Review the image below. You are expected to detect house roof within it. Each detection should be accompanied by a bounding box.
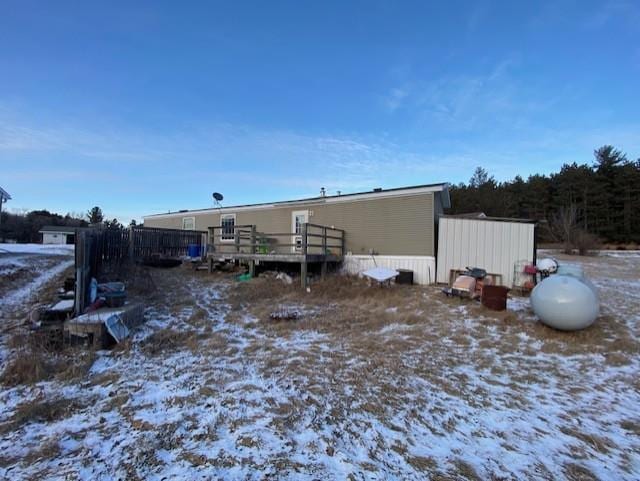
[39,225,78,234]
[0,186,11,201]
[440,214,537,224]
[144,182,451,219]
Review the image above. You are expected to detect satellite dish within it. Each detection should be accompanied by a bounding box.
[213,192,223,202]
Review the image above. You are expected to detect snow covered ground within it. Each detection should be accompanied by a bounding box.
[0,252,639,480]
[0,243,74,256]
[0,246,74,322]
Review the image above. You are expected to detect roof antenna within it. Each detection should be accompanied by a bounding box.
[212,192,224,209]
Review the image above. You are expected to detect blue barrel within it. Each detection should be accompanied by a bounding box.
[187,244,201,257]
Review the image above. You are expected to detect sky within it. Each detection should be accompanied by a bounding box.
[1,0,639,223]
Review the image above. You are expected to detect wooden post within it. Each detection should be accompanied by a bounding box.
[128,226,134,261]
[234,227,240,253]
[250,225,256,254]
[301,260,307,289]
[322,226,327,254]
[341,230,345,256]
[248,225,256,278]
[301,223,308,289]
[321,226,327,280]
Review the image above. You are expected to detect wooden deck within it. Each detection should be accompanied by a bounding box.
[207,223,345,288]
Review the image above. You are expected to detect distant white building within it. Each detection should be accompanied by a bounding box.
[39,226,77,244]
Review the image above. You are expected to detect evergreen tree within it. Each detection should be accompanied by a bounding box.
[448,145,640,244]
[87,206,104,224]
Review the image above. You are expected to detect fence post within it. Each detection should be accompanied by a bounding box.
[128,226,134,261]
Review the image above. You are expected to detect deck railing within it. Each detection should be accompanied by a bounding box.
[208,223,345,257]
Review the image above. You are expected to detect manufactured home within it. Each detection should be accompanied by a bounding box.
[144,183,451,285]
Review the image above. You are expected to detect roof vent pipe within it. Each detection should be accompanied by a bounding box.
[373,187,382,192]
[320,187,326,197]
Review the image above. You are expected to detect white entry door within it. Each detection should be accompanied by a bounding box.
[291,210,309,253]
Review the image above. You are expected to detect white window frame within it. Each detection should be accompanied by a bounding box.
[182,216,195,230]
[220,213,236,242]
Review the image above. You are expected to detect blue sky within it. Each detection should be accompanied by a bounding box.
[1,0,639,223]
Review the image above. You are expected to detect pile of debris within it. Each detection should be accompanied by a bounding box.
[64,279,144,348]
[30,276,145,349]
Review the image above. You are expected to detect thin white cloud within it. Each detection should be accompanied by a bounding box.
[2,104,639,222]
[383,87,410,112]
[582,0,640,29]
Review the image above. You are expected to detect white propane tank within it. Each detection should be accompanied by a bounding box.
[537,258,558,273]
[530,275,599,331]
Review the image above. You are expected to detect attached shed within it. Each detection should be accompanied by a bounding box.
[436,215,536,288]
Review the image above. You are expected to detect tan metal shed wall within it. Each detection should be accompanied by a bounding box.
[436,217,535,287]
[144,192,435,256]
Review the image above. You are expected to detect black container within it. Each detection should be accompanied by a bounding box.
[396,269,413,285]
[64,277,75,292]
[104,291,127,308]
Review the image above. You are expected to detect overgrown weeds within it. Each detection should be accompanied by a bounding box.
[1,333,96,387]
[0,395,86,436]
[140,328,200,355]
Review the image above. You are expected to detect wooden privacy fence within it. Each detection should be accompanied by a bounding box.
[74,226,206,314]
[130,226,206,258]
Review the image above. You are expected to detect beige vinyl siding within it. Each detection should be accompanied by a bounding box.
[312,194,434,255]
[144,192,435,256]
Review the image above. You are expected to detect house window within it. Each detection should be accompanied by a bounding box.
[182,217,195,230]
[220,214,236,241]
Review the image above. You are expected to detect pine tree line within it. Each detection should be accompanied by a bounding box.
[449,146,640,243]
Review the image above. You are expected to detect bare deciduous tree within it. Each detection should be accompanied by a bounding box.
[547,204,600,255]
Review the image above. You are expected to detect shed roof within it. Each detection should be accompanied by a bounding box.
[440,214,537,224]
[39,225,78,234]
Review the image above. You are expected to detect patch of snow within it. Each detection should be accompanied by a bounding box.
[507,296,531,312]
[599,250,640,258]
[50,299,74,311]
[0,259,73,311]
[0,243,74,255]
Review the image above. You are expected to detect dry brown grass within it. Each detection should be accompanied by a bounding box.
[0,395,87,437]
[0,348,55,386]
[89,370,120,387]
[620,419,640,435]
[561,426,616,455]
[140,328,201,355]
[563,462,599,481]
[0,342,96,387]
[22,438,62,465]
